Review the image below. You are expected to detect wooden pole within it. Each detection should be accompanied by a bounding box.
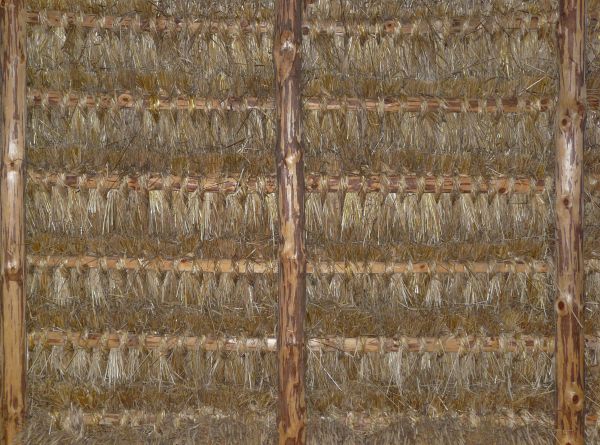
[273,0,306,443]
[1,1,27,444]
[555,0,586,443]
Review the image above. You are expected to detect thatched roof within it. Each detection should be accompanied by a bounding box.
[21,0,600,443]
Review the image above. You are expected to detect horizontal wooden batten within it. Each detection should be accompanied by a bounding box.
[28,172,550,195]
[25,10,599,36]
[27,89,558,113]
[27,255,550,274]
[48,409,600,429]
[30,330,600,353]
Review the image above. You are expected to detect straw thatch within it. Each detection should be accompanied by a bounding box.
[20,0,600,443]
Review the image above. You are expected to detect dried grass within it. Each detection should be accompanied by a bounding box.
[22,0,600,441]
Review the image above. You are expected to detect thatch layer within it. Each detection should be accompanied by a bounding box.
[25,406,600,445]
[23,0,600,441]
[28,330,563,393]
[27,10,598,36]
[26,177,553,242]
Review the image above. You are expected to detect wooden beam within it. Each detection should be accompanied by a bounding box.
[273,0,306,444]
[1,1,27,444]
[31,330,600,354]
[27,89,559,113]
[555,0,586,443]
[27,171,550,195]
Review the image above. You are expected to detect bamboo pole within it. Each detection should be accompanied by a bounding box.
[274,0,306,443]
[26,254,551,274]
[49,409,600,430]
[27,171,550,195]
[31,330,600,354]
[27,89,561,113]
[555,0,586,443]
[1,1,27,444]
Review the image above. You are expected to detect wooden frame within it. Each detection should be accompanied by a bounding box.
[1,1,27,444]
[273,0,307,443]
[555,0,586,443]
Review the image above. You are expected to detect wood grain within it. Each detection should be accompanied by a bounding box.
[274,0,306,443]
[1,1,27,444]
[555,0,586,443]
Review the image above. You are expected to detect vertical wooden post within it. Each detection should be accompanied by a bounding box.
[1,1,27,444]
[273,0,306,444]
[555,0,586,444]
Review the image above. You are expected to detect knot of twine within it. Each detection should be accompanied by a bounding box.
[397,336,409,353]
[175,335,186,351]
[380,174,390,195]
[37,10,51,26]
[472,175,484,196]
[97,14,108,30]
[428,261,437,275]
[339,174,349,195]
[73,11,85,28]
[506,177,516,196]
[416,176,426,198]
[438,17,452,37]
[71,256,84,275]
[498,334,510,354]
[418,337,428,353]
[495,96,504,114]
[119,332,130,350]
[477,98,487,114]
[96,257,108,272]
[137,333,147,352]
[75,173,88,192]
[377,97,386,116]
[318,173,329,196]
[397,175,407,197]
[434,175,444,200]
[60,91,72,111]
[149,95,161,112]
[451,175,461,196]
[460,98,469,114]
[410,18,422,36]
[377,337,386,355]
[179,176,189,196]
[99,331,110,350]
[147,17,158,34]
[188,96,196,112]
[256,176,267,196]
[116,257,127,271]
[461,17,473,35]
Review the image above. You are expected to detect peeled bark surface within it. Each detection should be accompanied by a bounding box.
[1,1,27,444]
[273,0,306,444]
[555,0,586,444]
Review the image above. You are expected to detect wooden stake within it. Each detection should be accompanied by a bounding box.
[273,0,306,443]
[555,0,586,443]
[1,1,27,444]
